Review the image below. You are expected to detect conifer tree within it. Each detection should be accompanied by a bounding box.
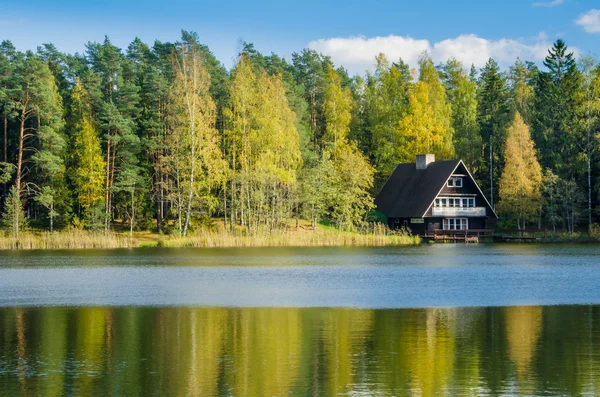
[533,39,581,176]
[498,112,542,228]
[478,58,510,208]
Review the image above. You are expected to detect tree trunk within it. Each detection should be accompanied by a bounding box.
[588,134,592,233]
[3,106,6,195]
[489,133,494,209]
[104,140,111,234]
[50,201,53,232]
[130,189,134,239]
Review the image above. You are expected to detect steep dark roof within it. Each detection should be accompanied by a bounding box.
[375,160,460,218]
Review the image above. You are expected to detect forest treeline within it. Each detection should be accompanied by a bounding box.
[0,31,599,236]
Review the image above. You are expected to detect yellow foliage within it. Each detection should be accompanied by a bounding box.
[498,112,542,227]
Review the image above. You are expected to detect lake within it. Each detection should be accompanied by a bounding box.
[1,244,600,396]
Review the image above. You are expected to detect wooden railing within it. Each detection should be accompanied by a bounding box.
[425,229,494,240]
[431,207,486,217]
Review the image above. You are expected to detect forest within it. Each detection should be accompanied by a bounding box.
[0,31,599,238]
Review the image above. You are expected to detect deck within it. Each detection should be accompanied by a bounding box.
[424,229,494,242]
[424,228,547,242]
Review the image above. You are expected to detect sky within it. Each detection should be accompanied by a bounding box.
[1,0,600,74]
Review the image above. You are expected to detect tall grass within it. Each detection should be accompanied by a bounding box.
[161,227,419,248]
[0,231,137,250]
[0,224,419,250]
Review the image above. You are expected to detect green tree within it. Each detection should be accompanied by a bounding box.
[366,54,411,189]
[478,58,510,208]
[533,39,581,177]
[508,59,537,125]
[2,186,26,237]
[576,57,600,232]
[322,67,374,229]
[441,58,480,173]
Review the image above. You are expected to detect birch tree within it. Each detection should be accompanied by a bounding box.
[170,36,225,236]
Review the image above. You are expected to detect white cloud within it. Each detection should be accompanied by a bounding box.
[307,34,556,74]
[532,0,564,8]
[575,9,600,33]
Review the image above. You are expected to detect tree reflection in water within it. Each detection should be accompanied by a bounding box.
[0,305,599,396]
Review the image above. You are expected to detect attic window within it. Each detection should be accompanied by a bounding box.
[447,177,463,188]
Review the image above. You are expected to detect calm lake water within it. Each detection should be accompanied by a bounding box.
[1,244,600,396]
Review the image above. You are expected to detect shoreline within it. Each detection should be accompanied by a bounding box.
[0,228,420,250]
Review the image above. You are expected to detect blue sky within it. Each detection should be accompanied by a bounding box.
[1,0,599,74]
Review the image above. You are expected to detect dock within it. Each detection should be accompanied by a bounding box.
[424,228,548,243]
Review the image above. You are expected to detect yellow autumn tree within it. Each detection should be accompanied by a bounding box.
[322,66,374,229]
[323,65,352,150]
[417,54,454,158]
[498,112,542,228]
[225,54,302,231]
[396,57,454,162]
[70,79,106,228]
[170,38,226,236]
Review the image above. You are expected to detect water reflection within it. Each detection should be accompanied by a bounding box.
[1,306,599,396]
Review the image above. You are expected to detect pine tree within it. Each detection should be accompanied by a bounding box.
[477,58,510,208]
[533,39,581,176]
[498,112,542,228]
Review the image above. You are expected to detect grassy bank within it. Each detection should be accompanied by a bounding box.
[0,224,419,250]
[159,227,419,248]
[0,230,138,250]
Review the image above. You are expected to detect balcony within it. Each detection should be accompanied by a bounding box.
[431,207,486,217]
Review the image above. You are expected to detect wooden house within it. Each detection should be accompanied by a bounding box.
[375,154,497,236]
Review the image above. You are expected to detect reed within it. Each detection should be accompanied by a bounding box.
[160,227,419,248]
[0,224,419,250]
[0,230,137,250]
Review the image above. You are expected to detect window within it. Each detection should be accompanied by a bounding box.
[434,197,475,208]
[443,218,468,230]
[447,177,463,188]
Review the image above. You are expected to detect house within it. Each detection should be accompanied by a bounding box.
[375,154,497,236]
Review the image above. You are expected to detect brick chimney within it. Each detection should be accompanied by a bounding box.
[416,154,435,170]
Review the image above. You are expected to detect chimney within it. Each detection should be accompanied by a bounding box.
[416,154,435,170]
